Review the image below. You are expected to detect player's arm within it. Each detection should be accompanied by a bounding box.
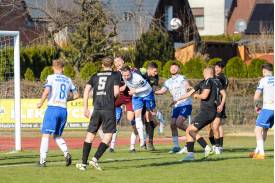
[217,89,226,112]
[114,72,121,98]
[254,79,263,112]
[154,87,168,95]
[194,89,210,100]
[37,87,50,108]
[83,84,92,118]
[172,88,196,106]
[67,81,79,101]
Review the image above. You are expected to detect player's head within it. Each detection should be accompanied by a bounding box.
[121,65,132,81]
[170,62,180,75]
[101,57,113,69]
[262,63,273,76]
[52,58,65,73]
[203,66,214,79]
[147,62,158,77]
[114,57,124,71]
[214,61,224,75]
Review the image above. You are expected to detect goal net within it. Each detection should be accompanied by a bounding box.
[0,31,21,152]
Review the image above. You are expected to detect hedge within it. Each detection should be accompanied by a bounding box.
[80,62,98,81]
[247,59,267,78]
[182,57,207,79]
[40,66,53,81]
[208,58,222,66]
[64,64,76,79]
[24,68,35,81]
[225,57,247,78]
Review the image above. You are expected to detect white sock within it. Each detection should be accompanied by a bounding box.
[135,117,145,146]
[130,132,137,150]
[257,139,264,155]
[40,137,49,163]
[110,132,117,149]
[159,123,164,134]
[98,128,104,140]
[54,137,68,157]
[172,136,179,148]
[143,131,147,144]
[254,147,259,153]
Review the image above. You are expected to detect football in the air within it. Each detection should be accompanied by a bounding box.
[170,18,182,30]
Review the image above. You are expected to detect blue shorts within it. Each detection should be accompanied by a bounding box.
[256,109,274,129]
[115,107,123,124]
[172,105,192,118]
[41,106,67,136]
[132,91,156,111]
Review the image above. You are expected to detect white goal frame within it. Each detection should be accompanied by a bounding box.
[0,31,21,151]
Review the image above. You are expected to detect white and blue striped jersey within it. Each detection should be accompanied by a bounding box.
[163,74,192,107]
[45,74,77,108]
[256,75,274,110]
[123,72,152,97]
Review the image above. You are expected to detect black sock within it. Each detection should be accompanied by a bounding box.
[209,136,215,146]
[149,121,155,144]
[82,142,91,165]
[219,137,224,147]
[197,137,207,148]
[94,142,109,161]
[186,142,195,152]
[214,138,220,147]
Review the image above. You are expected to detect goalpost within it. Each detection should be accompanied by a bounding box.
[0,31,21,151]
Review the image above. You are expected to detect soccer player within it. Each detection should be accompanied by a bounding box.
[208,61,228,154]
[76,57,120,171]
[155,62,198,154]
[209,62,228,154]
[176,67,224,161]
[111,57,138,152]
[141,62,159,151]
[37,58,79,167]
[250,63,274,160]
[121,65,156,149]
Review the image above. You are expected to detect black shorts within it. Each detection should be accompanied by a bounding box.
[192,109,216,130]
[216,105,227,119]
[87,109,116,134]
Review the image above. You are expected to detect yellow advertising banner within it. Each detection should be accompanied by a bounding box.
[0,99,92,124]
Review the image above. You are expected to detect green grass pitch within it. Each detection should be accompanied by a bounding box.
[0,136,273,183]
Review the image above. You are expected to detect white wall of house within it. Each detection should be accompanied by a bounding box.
[188,0,226,35]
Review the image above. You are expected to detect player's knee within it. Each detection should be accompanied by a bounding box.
[188,129,197,139]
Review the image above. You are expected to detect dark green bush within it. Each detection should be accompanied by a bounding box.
[40,66,53,81]
[208,58,222,66]
[247,59,267,78]
[225,57,247,78]
[24,68,35,81]
[80,62,98,81]
[64,64,76,79]
[162,60,183,78]
[135,28,174,67]
[182,57,207,78]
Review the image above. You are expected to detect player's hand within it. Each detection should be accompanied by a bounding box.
[84,108,90,118]
[37,102,43,109]
[217,104,223,113]
[128,89,135,95]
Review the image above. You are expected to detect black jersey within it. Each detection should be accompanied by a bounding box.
[194,78,222,110]
[215,73,228,90]
[142,73,159,91]
[87,71,120,110]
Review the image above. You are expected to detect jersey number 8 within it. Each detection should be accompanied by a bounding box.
[59,84,67,99]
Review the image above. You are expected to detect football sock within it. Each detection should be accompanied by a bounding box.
[172,136,179,148]
[197,137,207,148]
[110,132,117,149]
[186,142,195,153]
[82,142,91,165]
[54,137,68,157]
[214,138,220,147]
[130,132,137,150]
[256,139,264,155]
[94,142,109,161]
[219,137,224,147]
[40,137,49,164]
[135,117,145,146]
[209,136,215,146]
[149,121,155,144]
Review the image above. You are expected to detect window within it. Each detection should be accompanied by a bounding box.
[123,12,133,22]
[191,8,204,29]
[164,6,173,30]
